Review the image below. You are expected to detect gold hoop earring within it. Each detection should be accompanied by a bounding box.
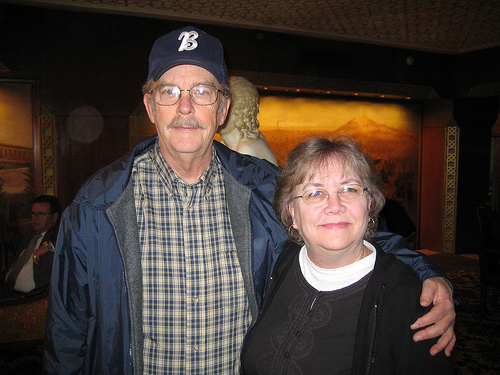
[368,216,376,229]
[287,223,300,241]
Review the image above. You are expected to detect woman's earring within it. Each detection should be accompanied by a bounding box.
[368,216,377,230]
[287,223,300,241]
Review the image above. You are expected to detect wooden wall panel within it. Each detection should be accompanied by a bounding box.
[420,127,446,251]
[419,99,453,252]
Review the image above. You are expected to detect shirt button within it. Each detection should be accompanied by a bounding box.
[193,297,199,304]
[193,344,199,351]
[187,206,193,212]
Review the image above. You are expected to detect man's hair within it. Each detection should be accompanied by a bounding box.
[273,135,385,243]
[33,195,61,216]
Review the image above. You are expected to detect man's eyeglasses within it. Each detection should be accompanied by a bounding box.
[150,84,222,106]
[292,185,368,207]
[31,211,53,218]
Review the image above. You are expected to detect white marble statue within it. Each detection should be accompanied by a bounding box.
[218,76,279,166]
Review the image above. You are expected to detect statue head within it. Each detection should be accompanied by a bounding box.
[220,76,260,138]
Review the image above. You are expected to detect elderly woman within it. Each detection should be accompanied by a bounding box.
[241,136,453,374]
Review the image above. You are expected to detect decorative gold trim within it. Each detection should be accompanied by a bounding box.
[0,144,33,162]
[443,125,459,253]
[41,105,56,196]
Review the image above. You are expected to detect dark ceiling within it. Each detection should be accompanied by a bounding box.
[9,0,500,54]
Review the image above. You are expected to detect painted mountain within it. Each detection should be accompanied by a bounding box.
[261,115,419,219]
[336,116,418,161]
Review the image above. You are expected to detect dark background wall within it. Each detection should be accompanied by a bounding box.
[1,3,499,252]
[454,97,498,253]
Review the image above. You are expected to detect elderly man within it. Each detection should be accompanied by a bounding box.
[44,27,455,374]
[1,195,60,298]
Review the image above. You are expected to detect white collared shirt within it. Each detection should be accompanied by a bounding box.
[13,231,46,293]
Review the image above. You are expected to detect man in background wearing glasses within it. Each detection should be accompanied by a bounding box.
[44,27,455,374]
[0,195,60,299]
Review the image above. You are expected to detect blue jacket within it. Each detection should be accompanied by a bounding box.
[44,136,445,374]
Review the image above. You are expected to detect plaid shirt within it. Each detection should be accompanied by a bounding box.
[133,142,251,374]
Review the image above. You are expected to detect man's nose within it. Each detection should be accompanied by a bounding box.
[177,91,195,114]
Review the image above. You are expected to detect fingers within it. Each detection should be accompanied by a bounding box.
[444,330,457,357]
[412,303,456,356]
[411,297,454,330]
[36,246,50,256]
[420,278,439,307]
[429,327,456,357]
[33,249,47,264]
[419,288,434,307]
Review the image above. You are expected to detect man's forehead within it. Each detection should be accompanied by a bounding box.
[32,202,51,211]
[158,64,219,84]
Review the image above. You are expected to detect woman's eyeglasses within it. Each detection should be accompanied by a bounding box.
[292,185,368,207]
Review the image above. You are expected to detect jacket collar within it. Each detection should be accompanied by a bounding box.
[75,135,280,209]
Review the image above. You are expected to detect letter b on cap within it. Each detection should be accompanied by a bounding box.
[178,31,199,52]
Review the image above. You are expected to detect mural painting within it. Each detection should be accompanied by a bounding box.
[0,81,35,271]
[132,93,421,229]
[257,95,420,223]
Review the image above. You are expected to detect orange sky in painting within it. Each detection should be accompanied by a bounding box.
[0,83,33,149]
[258,96,420,132]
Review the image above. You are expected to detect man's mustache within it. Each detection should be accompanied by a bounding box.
[166,118,205,130]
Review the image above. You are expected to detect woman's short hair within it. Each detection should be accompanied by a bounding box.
[273,135,385,243]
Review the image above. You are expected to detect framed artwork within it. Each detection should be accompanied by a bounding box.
[257,94,421,224]
[0,79,39,269]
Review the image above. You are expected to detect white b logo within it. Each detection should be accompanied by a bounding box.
[178,31,199,52]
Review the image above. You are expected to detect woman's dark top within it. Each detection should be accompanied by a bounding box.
[242,251,371,374]
[241,241,454,375]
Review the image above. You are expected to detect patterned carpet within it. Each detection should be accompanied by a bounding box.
[0,261,497,374]
[447,269,500,375]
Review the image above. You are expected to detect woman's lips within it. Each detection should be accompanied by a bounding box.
[321,221,349,229]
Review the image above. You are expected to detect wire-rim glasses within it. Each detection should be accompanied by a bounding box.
[292,185,368,207]
[150,84,222,106]
[31,211,53,218]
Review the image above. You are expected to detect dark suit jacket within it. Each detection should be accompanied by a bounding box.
[14,224,59,296]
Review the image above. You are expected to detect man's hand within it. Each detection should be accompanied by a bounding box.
[411,277,456,357]
[32,242,53,265]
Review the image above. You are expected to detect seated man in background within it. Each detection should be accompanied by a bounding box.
[0,195,60,299]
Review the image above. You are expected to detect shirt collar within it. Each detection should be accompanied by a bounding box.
[151,140,219,198]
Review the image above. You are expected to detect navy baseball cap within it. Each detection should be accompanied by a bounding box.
[147,26,228,85]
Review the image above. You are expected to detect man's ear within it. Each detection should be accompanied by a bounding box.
[143,94,156,123]
[218,97,231,126]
